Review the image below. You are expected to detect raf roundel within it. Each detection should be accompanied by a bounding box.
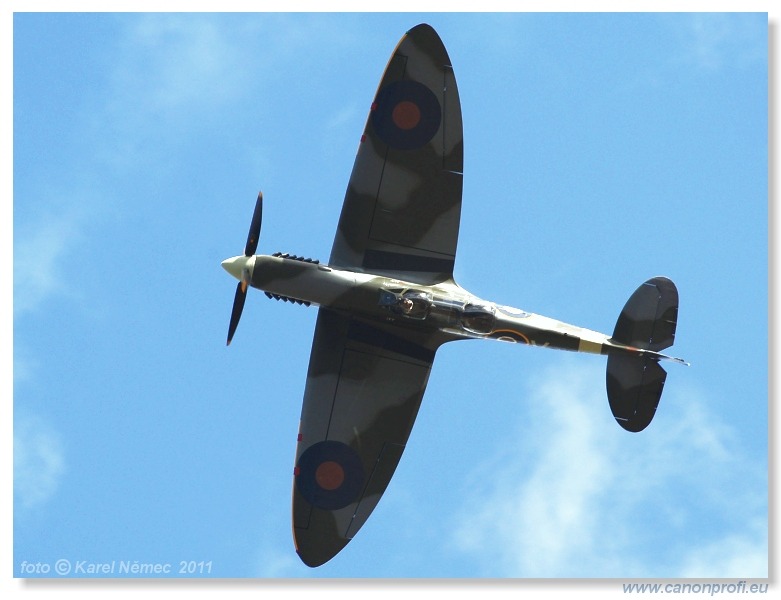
[370,80,442,150]
[295,440,365,510]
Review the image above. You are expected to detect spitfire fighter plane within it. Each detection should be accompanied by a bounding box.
[222,24,686,567]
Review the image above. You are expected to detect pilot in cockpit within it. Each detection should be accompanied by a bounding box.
[379,290,431,320]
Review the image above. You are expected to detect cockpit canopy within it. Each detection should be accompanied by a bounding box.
[378,290,432,320]
[379,290,496,334]
[460,303,496,334]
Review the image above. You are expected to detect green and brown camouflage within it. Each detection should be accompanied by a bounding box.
[221,24,686,568]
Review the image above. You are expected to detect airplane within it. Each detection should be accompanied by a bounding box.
[221,23,687,568]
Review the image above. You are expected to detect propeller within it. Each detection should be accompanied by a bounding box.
[244,191,263,257]
[225,191,263,346]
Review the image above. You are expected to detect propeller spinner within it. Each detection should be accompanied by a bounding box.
[223,191,263,345]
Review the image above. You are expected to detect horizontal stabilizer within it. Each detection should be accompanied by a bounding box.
[611,276,678,351]
[607,354,667,432]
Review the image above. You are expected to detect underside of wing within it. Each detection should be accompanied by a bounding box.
[292,308,441,567]
[329,23,464,285]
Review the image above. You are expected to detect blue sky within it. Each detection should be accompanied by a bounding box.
[8,10,769,585]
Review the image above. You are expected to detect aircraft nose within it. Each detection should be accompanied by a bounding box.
[222,255,250,281]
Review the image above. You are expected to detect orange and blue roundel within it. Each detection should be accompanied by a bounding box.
[371,80,441,150]
[295,440,365,510]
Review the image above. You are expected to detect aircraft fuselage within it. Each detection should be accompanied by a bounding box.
[222,253,661,361]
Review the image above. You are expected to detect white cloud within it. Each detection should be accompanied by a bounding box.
[449,358,767,578]
[118,14,248,115]
[678,518,768,578]
[88,14,274,175]
[251,545,307,578]
[14,415,66,512]
[13,208,84,316]
[324,104,361,133]
[15,15,246,317]
[676,13,766,71]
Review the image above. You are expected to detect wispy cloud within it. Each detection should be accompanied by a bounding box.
[676,13,766,71]
[251,544,309,578]
[678,517,768,578]
[15,15,251,316]
[449,358,767,578]
[116,14,249,115]
[13,208,85,316]
[14,415,66,512]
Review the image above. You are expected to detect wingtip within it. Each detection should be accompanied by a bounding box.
[293,524,350,568]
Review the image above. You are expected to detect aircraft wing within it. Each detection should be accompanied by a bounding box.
[329,23,464,285]
[292,308,442,567]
